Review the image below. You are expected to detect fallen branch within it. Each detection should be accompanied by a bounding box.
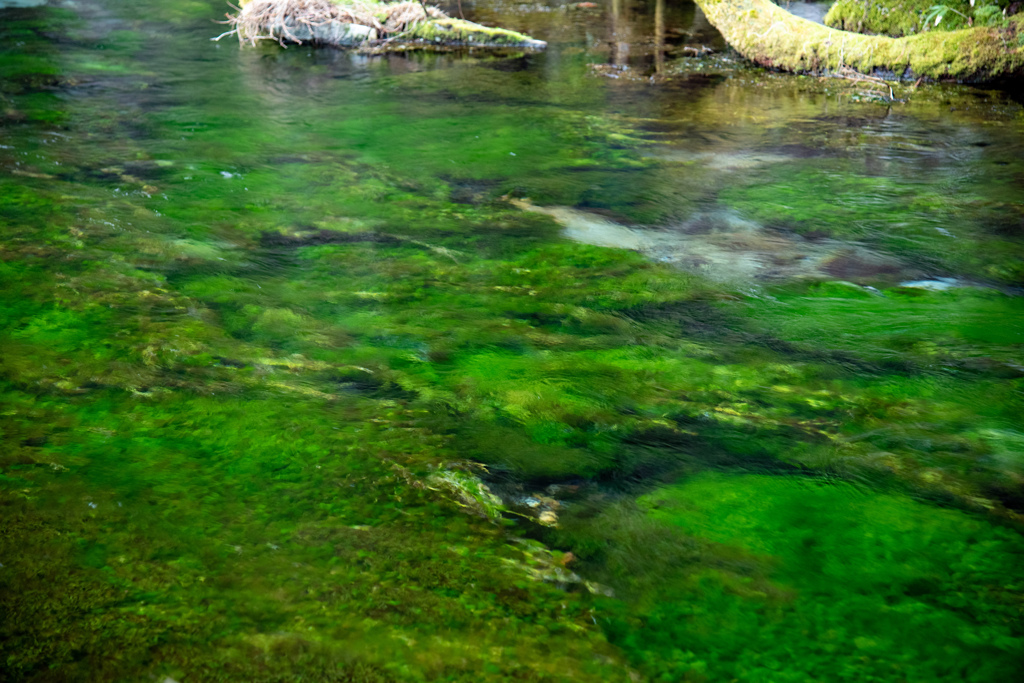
[217,0,545,50]
[693,0,1024,81]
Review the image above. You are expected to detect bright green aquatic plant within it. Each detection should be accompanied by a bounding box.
[3,2,1024,681]
[718,163,1024,285]
[577,474,1024,682]
[0,386,632,681]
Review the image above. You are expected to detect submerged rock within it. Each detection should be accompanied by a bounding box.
[426,467,505,521]
[220,0,546,50]
[511,198,919,285]
[898,277,962,291]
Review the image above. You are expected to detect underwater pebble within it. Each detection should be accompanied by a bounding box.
[899,278,960,291]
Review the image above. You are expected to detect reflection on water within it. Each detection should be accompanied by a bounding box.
[2,1,1024,681]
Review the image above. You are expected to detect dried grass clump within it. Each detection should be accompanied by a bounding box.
[219,0,447,46]
[382,1,446,33]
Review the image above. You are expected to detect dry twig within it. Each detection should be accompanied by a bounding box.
[835,65,895,101]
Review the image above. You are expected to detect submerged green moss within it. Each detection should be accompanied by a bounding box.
[717,164,1024,285]
[3,1,1024,681]
[589,474,1024,682]
[0,390,630,682]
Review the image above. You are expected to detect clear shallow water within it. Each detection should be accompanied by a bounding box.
[1,1,1023,681]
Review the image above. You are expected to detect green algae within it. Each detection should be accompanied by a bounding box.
[744,283,1024,364]
[0,390,629,681]
[7,173,1024,676]
[167,224,1024,512]
[718,162,1024,286]
[3,1,1024,681]
[589,474,1024,682]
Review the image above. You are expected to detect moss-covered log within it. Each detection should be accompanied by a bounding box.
[693,0,1024,81]
[221,0,546,50]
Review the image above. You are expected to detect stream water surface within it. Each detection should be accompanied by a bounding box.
[2,1,1024,681]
